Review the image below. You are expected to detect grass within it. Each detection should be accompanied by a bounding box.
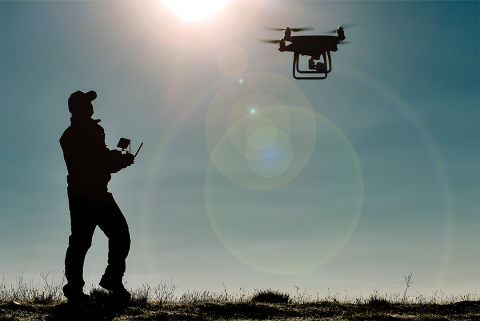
[1,272,479,320]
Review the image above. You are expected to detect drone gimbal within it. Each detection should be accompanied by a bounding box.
[293,51,332,80]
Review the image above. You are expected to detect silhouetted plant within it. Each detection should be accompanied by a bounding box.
[89,288,110,301]
[402,273,413,303]
[366,290,391,308]
[250,288,289,304]
[130,284,151,307]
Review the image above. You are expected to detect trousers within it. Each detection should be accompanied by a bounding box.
[65,188,131,288]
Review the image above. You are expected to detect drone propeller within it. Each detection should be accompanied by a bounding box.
[264,27,313,32]
[264,27,286,31]
[325,23,359,33]
[258,39,282,44]
[290,27,313,32]
[338,41,352,45]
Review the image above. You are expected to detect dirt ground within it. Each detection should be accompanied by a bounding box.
[1,298,479,320]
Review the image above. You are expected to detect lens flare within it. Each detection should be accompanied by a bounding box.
[205,109,364,274]
[246,118,277,150]
[203,70,363,274]
[246,127,293,178]
[205,72,316,190]
[227,93,291,158]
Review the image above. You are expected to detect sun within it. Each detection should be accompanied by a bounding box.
[162,0,231,22]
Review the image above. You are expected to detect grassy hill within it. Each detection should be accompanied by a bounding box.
[1,273,478,320]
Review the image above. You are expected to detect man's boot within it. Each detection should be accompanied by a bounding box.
[99,274,131,302]
[63,283,89,303]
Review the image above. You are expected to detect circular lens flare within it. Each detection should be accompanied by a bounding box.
[227,93,291,158]
[206,72,315,190]
[246,118,277,150]
[205,109,364,274]
[246,127,293,178]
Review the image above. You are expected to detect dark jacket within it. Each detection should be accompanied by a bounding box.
[60,117,131,193]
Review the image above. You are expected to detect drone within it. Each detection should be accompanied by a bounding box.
[259,25,356,80]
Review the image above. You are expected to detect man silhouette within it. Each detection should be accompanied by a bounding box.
[60,90,134,303]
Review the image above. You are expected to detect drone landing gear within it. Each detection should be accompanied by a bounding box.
[293,52,332,80]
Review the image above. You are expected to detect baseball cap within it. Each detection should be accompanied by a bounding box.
[68,90,97,114]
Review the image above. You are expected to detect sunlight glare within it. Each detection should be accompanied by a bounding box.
[162,0,231,22]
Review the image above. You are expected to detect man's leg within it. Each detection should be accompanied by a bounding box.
[96,193,131,296]
[64,189,97,300]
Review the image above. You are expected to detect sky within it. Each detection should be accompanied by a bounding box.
[1,0,479,299]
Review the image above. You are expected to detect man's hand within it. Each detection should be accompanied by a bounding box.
[108,150,135,173]
[123,153,135,167]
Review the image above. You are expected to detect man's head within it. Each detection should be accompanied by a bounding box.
[68,90,97,118]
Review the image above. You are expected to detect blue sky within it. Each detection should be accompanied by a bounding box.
[1,0,478,298]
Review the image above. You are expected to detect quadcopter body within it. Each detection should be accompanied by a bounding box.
[260,26,352,80]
